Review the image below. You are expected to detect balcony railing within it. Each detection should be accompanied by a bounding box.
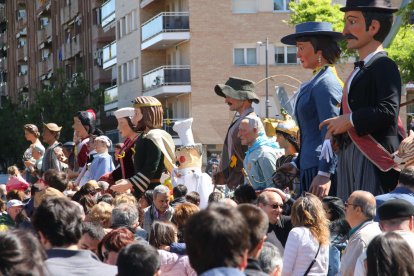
[37,23,52,43]
[0,83,6,96]
[0,32,6,45]
[18,74,28,89]
[16,45,28,61]
[38,54,53,76]
[0,57,6,70]
[143,65,191,91]
[64,35,81,59]
[141,12,189,42]
[101,0,115,28]
[61,0,79,24]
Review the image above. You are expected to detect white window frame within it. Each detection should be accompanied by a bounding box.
[274,45,297,65]
[234,47,257,66]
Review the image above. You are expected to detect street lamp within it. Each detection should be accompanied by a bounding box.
[257,37,269,118]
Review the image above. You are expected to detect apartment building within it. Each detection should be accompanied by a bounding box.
[3,0,116,129]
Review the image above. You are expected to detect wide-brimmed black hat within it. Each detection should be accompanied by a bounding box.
[340,0,398,13]
[281,22,343,46]
[214,77,260,103]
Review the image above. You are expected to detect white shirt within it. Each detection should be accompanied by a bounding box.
[282,227,329,276]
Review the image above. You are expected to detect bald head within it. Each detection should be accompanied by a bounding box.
[258,191,283,205]
[257,191,284,225]
[346,191,376,227]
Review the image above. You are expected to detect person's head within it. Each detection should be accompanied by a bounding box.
[257,191,284,224]
[322,196,346,221]
[111,203,139,231]
[345,190,376,227]
[280,22,342,70]
[86,202,113,228]
[185,191,200,206]
[378,199,414,232]
[238,115,265,147]
[219,197,238,208]
[185,204,250,274]
[42,123,61,145]
[73,109,97,138]
[258,242,283,276]
[97,227,135,265]
[138,189,154,209]
[23,124,40,142]
[132,96,163,131]
[0,230,46,276]
[97,193,114,205]
[366,231,414,276]
[173,184,188,199]
[62,141,75,157]
[7,165,20,176]
[152,185,170,213]
[32,144,45,160]
[32,197,83,249]
[43,169,68,192]
[78,221,105,255]
[6,199,24,221]
[117,241,161,276]
[291,193,330,245]
[149,221,178,248]
[234,184,257,204]
[237,204,269,258]
[6,190,25,202]
[114,193,138,207]
[275,114,299,153]
[93,135,112,153]
[341,0,396,50]
[173,202,200,230]
[398,166,414,188]
[208,191,224,204]
[114,107,136,138]
[214,77,259,114]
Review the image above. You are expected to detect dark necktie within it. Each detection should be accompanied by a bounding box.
[354,60,365,69]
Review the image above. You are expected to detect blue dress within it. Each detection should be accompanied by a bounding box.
[294,66,342,192]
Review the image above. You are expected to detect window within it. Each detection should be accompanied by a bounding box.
[234,48,257,65]
[274,46,297,65]
[273,0,291,11]
[122,63,127,83]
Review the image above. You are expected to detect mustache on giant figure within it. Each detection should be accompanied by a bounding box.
[344,33,358,40]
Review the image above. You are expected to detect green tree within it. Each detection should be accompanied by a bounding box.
[287,0,353,58]
[0,69,103,172]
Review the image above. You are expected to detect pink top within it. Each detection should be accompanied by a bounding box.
[6,175,30,192]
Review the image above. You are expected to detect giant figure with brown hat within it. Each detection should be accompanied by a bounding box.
[320,0,404,199]
[111,96,175,200]
[213,77,260,190]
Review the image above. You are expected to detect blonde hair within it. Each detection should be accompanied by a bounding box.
[86,202,113,228]
[133,96,163,130]
[114,193,137,207]
[291,193,330,245]
[7,166,20,176]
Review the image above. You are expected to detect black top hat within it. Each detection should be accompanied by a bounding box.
[214,77,260,103]
[340,0,398,13]
[281,22,343,46]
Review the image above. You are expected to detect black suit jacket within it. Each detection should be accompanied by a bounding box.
[342,52,402,154]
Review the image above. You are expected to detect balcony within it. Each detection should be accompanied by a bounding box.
[0,57,6,70]
[0,32,6,46]
[143,65,191,97]
[140,0,156,9]
[63,35,81,60]
[38,54,53,76]
[18,74,28,89]
[36,0,51,13]
[141,12,190,50]
[37,23,52,43]
[16,45,28,61]
[104,85,118,111]
[61,0,79,24]
[102,41,116,69]
[101,0,115,29]
[0,83,6,97]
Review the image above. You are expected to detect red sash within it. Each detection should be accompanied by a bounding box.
[342,75,405,172]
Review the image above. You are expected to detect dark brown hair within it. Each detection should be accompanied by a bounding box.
[296,35,341,64]
[362,11,393,43]
[133,96,163,131]
[23,124,40,138]
[149,221,177,249]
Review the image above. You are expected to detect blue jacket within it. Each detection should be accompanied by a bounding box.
[294,66,342,173]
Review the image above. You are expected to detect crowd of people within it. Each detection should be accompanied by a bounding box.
[1,0,414,275]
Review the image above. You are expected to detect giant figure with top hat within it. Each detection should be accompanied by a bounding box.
[213,77,260,190]
[111,96,175,199]
[320,0,404,199]
[172,118,214,209]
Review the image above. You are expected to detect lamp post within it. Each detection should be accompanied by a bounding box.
[258,38,269,117]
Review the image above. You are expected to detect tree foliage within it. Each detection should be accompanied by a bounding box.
[0,70,103,172]
[287,0,353,58]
